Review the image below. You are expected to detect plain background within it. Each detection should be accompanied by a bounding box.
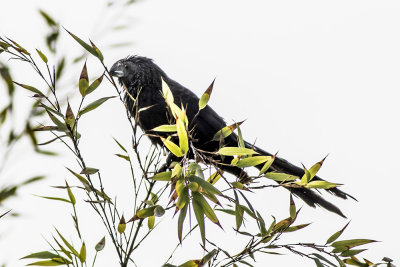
[1,0,399,266]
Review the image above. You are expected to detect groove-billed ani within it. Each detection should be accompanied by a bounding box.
[110,56,353,217]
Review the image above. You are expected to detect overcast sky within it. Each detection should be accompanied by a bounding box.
[1,0,400,266]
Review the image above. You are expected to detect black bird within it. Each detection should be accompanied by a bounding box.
[110,56,353,217]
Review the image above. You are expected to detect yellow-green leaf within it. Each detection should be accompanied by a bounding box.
[171,164,182,179]
[192,195,205,245]
[118,216,126,233]
[188,175,222,195]
[36,49,48,63]
[78,62,89,96]
[160,137,183,157]
[326,222,350,244]
[148,215,155,229]
[235,156,271,168]
[79,242,86,263]
[55,228,79,257]
[26,259,68,266]
[289,194,296,220]
[199,78,215,110]
[217,147,258,156]
[151,124,177,132]
[65,102,75,128]
[80,167,99,175]
[212,121,244,141]
[86,73,104,95]
[161,78,174,105]
[259,155,276,175]
[305,180,339,189]
[150,171,172,181]
[331,239,376,249]
[66,182,76,205]
[136,206,156,219]
[176,186,189,210]
[177,117,188,154]
[207,171,221,185]
[264,172,298,182]
[90,40,104,61]
[178,260,199,267]
[300,166,311,185]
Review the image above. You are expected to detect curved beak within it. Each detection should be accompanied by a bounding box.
[110,61,125,77]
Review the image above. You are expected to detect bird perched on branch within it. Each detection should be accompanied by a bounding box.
[110,55,353,217]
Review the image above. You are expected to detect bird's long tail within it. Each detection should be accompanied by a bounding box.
[244,141,355,218]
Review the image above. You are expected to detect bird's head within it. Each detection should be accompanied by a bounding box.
[110,57,137,79]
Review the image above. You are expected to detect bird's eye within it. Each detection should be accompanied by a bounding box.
[123,64,128,69]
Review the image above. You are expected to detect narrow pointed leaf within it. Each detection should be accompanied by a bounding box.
[177,203,188,243]
[90,40,103,61]
[79,242,86,263]
[309,157,327,181]
[199,78,215,110]
[176,186,189,210]
[65,29,98,57]
[235,156,271,168]
[331,239,377,249]
[160,137,183,157]
[21,251,61,260]
[264,172,298,182]
[36,49,48,63]
[150,171,172,181]
[326,222,351,244]
[14,82,45,97]
[78,96,115,116]
[80,167,99,175]
[177,118,188,154]
[86,73,104,95]
[192,192,219,225]
[217,147,258,156]
[289,194,296,220]
[212,121,244,141]
[259,154,276,175]
[192,195,205,245]
[188,175,222,195]
[148,215,155,229]
[55,228,79,257]
[305,180,339,189]
[151,124,177,132]
[113,137,127,152]
[78,62,89,96]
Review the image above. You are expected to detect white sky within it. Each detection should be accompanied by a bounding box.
[1,0,400,266]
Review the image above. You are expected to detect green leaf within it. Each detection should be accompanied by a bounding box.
[161,78,174,105]
[66,168,90,188]
[284,223,311,232]
[231,182,244,190]
[305,180,339,189]
[326,221,350,244]
[235,156,271,168]
[54,228,79,257]
[79,242,86,263]
[78,96,115,116]
[39,10,57,26]
[212,121,244,141]
[64,29,99,58]
[207,171,221,185]
[331,239,377,249]
[234,191,243,230]
[118,216,126,233]
[300,166,311,185]
[201,249,217,264]
[36,195,71,203]
[36,49,48,63]
[86,73,104,95]
[188,175,222,195]
[217,147,258,156]
[66,182,76,205]
[136,206,156,219]
[192,192,220,225]
[113,137,127,152]
[21,251,61,260]
[264,172,298,182]
[148,215,155,229]
[78,62,89,96]
[80,167,99,175]
[14,82,45,97]
[95,236,105,252]
[160,137,183,157]
[89,40,104,61]
[176,186,189,210]
[177,117,189,154]
[289,194,296,220]
[340,249,366,257]
[199,78,215,110]
[192,194,205,245]
[154,205,165,217]
[309,157,326,181]
[26,259,68,266]
[65,102,75,128]
[171,164,182,179]
[115,154,130,161]
[259,154,276,174]
[178,203,189,243]
[150,171,172,181]
[151,124,177,132]
[178,260,199,267]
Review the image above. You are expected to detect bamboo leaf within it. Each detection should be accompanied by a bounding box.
[305,180,339,189]
[264,172,298,182]
[289,194,296,220]
[78,62,89,96]
[331,239,377,249]
[192,192,220,225]
[199,78,215,110]
[217,147,258,156]
[259,154,276,175]
[150,171,172,181]
[21,251,61,260]
[78,96,115,116]
[64,29,98,58]
[235,156,271,168]
[326,221,351,244]
[309,156,327,181]
[79,242,86,263]
[178,203,188,243]
[148,215,155,229]
[36,195,71,203]
[151,124,177,132]
[192,195,205,245]
[160,137,183,157]
[85,73,104,95]
[14,82,45,97]
[54,228,79,257]
[176,186,189,210]
[188,175,222,195]
[177,117,188,154]
[80,167,99,175]
[212,121,244,141]
[36,49,48,63]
